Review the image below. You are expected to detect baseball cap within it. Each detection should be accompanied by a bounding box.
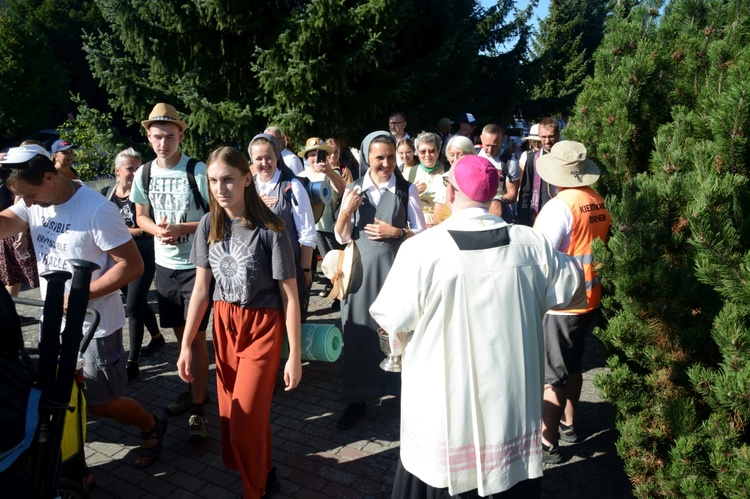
[437,117,454,126]
[51,140,73,155]
[0,145,52,164]
[458,113,477,125]
[450,155,498,202]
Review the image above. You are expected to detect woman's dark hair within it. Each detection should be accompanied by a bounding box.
[204,146,285,244]
[0,155,56,187]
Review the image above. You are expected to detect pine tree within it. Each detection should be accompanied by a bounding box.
[527,0,611,117]
[565,0,750,496]
[0,9,67,143]
[84,0,531,156]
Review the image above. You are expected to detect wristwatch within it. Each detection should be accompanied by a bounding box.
[399,228,407,239]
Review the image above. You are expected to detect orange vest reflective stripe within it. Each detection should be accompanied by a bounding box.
[556,187,611,313]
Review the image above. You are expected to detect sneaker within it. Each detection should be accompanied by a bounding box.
[559,422,579,443]
[542,442,562,465]
[318,283,333,297]
[140,334,165,357]
[165,391,193,416]
[262,466,281,498]
[336,402,366,430]
[188,414,209,443]
[18,315,37,327]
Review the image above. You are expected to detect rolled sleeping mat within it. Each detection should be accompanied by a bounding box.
[306,181,332,205]
[281,323,342,362]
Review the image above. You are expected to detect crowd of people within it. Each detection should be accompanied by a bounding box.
[0,102,610,499]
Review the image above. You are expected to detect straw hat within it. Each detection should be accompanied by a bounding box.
[536,141,600,188]
[321,242,356,301]
[522,124,540,141]
[141,103,188,132]
[298,137,334,158]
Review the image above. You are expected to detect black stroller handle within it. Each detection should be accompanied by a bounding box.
[11,297,100,356]
[18,259,101,499]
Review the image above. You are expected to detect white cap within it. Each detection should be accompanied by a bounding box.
[0,145,52,164]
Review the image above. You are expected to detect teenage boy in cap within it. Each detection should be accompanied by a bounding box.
[51,139,78,179]
[0,145,167,468]
[371,155,586,498]
[130,103,212,443]
[533,141,611,464]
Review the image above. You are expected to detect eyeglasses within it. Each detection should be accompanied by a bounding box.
[417,148,436,155]
[388,121,405,126]
[442,177,459,191]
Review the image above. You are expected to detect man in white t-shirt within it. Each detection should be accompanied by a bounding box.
[265,126,304,175]
[478,123,520,223]
[0,145,167,468]
[130,103,212,443]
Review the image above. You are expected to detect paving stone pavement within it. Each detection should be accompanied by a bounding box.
[15,277,633,498]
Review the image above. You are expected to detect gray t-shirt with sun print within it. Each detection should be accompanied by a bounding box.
[190,215,296,309]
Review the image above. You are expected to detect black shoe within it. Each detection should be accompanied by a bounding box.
[337,402,366,430]
[331,299,340,311]
[542,442,562,464]
[18,315,37,327]
[559,422,579,443]
[127,361,140,382]
[140,334,165,357]
[262,466,281,498]
[318,283,333,297]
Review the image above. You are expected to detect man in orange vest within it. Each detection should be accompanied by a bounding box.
[533,141,612,464]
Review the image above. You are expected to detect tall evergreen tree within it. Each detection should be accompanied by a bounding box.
[85,0,530,156]
[526,0,610,117]
[566,0,750,495]
[0,9,67,144]
[472,0,535,123]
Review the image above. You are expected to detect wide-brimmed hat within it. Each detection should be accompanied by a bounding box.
[0,145,51,164]
[298,137,334,158]
[522,124,540,142]
[321,241,355,301]
[141,103,188,132]
[536,141,600,188]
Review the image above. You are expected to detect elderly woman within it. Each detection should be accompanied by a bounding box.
[101,148,162,381]
[434,135,477,224]
[248,134,317,318]
[334,131,426,429]
[445,135,476,167]
[408,132,447,228]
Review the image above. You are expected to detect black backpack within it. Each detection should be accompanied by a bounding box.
[140,157,208,214]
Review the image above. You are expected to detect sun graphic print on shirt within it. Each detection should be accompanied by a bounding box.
[209,231,257,304]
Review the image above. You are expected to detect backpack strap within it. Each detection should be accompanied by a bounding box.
[186,158,208,213]
[394,173,411,225]
[105,184,116,201]
[407,163,419,183]
[141,160,153,199]
[278,169,299,207]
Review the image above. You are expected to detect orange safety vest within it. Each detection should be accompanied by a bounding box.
[556,186,611,313]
